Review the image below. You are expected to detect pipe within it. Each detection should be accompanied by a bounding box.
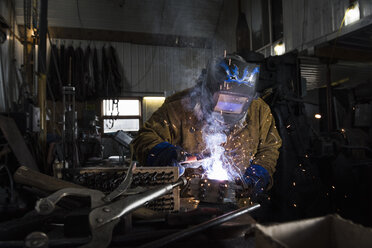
[38,73,47,153]
[139,203,260,248]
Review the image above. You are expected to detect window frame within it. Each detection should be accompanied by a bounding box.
[247,0,284,56]
[101,97,143,134]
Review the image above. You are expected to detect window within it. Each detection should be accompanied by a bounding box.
[246,0,284,56]
[251,0,270,50]
[102,99,142,133]
[271,0,283,42]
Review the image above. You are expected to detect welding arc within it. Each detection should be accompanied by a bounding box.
[139,203,260,248]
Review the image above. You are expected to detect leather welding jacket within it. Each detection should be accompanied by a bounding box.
[132,88,282,188]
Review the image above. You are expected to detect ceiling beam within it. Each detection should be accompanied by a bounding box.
[39,26,212,49]
[315,45,372,62]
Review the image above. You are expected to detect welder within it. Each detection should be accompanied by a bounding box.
[132,54,282,196]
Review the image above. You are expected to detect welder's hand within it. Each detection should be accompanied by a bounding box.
[146,142,187,175]
[243,164,270,196]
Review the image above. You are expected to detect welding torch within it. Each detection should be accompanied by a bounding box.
[179,153,210,169]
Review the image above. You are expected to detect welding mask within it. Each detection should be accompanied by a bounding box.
[206,55,260,125]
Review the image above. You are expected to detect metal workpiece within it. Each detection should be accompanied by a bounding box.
[140,203,261,248]
[189,178,239,204]
[35,188,105,215]
[89,177,186,230]
[66,166,180,212]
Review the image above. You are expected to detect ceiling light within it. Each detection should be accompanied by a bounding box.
[345,1,360,26]
[273,42,285,56]
[314,114,322,119]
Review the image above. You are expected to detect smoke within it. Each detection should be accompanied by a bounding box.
[187,76,241,182]
[201,115,229,181]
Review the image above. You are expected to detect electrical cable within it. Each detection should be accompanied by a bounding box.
[76,0,84,28]
[128,47,158,90]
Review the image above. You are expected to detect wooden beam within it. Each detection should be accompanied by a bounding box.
[315,45,372,62]
[45,26,212,49]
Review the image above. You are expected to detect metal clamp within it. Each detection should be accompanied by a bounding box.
[35,188,105,215]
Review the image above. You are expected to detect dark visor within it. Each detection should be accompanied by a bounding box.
[213,93,249,114]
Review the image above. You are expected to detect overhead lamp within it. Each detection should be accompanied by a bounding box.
[273,41,285,56]
[345,1,360,26]
[314,114,322,119]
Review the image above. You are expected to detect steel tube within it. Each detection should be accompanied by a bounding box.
[139,203,260,248]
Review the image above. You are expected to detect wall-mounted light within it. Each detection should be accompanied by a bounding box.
[273,41,285,56]
[345,1,360,26]
[143,96,165,100]
[314,114,322,119]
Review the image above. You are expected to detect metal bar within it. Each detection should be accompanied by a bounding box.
[38,0,47,74]
[46,26,212,49]
[326,62,333,132]
[139,203,260,248]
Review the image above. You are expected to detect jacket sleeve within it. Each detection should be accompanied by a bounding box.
[252,105,282,188]
[131,102,180,165]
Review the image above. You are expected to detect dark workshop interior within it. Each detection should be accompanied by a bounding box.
[1,0,372,247]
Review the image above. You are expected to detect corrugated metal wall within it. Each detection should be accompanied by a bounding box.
[50,39,212,96]
[31,0,239,96]
[0,0,23,112]
[283,0,372,53]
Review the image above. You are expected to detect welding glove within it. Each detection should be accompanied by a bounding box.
[146,142,186,176]
[243,164,270,196]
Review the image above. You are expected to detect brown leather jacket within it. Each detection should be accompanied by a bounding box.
[132,88,282,188]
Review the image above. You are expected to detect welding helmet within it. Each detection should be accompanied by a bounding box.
[205,54,260,125]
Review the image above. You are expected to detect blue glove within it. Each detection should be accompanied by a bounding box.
[243,164,270,195]
[146,142,186,176]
